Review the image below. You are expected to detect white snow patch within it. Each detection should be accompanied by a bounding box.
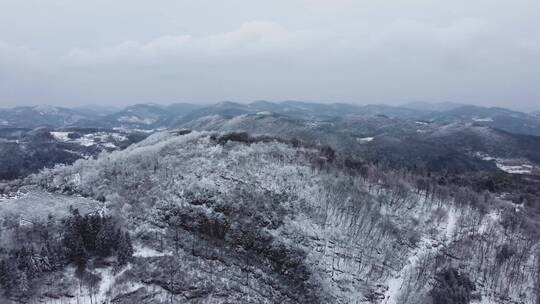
[496,163,533,174]
[77,135,96,146]
[383,237,434,304]
[357,137,374,143]
[113,127,155,133]
[95,264,131,302]
[473,117,494,122]
[478,211,500,234]
[110,133,128,141]
[134,245,172,258]
[118,115,156,125]
[0,190,28,201]
[102,142,117,148]
[305,121,320,128]
[474,152,535,174]
[445,208,457,240]
[50,131,128,149]
[50,131,71,142]
[383,207,459,304]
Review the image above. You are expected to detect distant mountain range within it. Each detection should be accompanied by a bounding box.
[401,101,466,112]
[52,103,204,130]
[1,101,540,177]
[2,101,539,136]
[0,105,98,129]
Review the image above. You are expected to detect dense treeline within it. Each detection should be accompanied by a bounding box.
[430,268,478,304]
[0,244,64,298]
[63,208,133,268]
[0,209,133,300]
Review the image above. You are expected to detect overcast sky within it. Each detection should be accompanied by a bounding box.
[1,0,539,110]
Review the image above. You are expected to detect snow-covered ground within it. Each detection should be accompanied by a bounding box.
[50,131,71,141]
[475,152,536,174]
[0,189,28,201]
[95,264,132,302]
[256,111,272,116]
[118,115,156,125]
[383,208,458,304]
[473,117,494,122]
[305,121,321,128]
[113,127,155,133]
[134,245,172,258]
[496,163,533,174]
[0,189,102,220]
[478,211,500,235]
[46,264,134,304]
[49,131,129,149]
[26,131,539,304]
[357,136,374,143]
[71,245,169,304]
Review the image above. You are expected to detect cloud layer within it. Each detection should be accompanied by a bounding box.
[0,0,539,109]
[65,21,320,66]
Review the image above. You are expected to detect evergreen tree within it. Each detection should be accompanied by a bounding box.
[63,230,87,269]
[40,245,53,272]
[117,231,134,265]
[1,261,18,296]
[12,269,30,298]
[74,234,88,269]
[86,214,103,253]
[95,219,116,257]
[0,259,8,288]
[430,268,477,304]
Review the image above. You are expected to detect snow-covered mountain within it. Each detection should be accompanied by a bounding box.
[3,101,540,180]
[0,105,99,128]
[177,109,540,176]
[1,130,537,303]
[1,102,540,303]
[421,105,540,137]
[401,101,466,112]
[3,101,540,137]
[76,103,203,130]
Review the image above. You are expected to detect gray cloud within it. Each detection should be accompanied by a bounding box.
[0,0,539,110]
[65,21,322,66]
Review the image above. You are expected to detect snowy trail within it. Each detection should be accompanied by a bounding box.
[89,246,169,303]
[95,264,132,303]
[66,246,165,304]
[382,209,458,304]
[382,237,437,304]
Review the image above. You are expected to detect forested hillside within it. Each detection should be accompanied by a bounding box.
[0,130,536,303]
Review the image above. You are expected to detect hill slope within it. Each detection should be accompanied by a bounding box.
[6,130,537,304]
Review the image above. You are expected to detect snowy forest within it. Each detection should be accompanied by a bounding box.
[0,129,538,303]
